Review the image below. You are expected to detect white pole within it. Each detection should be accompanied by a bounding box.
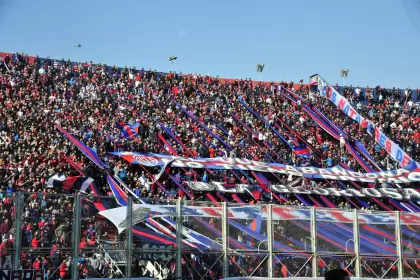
[222,202,229,278]
[395,211,403,278]
[353,209,361,277]
[176,199,182,279]
[267,204,273,278]
[310,207,318,278]
[126,196,133,277]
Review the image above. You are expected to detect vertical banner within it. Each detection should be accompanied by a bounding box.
[311,74,419,170]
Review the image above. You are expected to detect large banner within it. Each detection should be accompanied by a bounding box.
[87,279,155,280]
[0,270,43,280]
[223,278,419,280]
[185,181,420,201]
[99,203,420,233]
[100,203,274,232]
[311,74,419,169]
[109,152,420,184]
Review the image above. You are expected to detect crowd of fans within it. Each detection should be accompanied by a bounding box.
[0,52,419,279]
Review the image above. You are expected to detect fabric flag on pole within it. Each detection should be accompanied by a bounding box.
[55,124,107,169]
[131,123,140,134]
[293,145,310,157]
[360,119,368,129]
[47,173,66,187]
[47,174,93,192]
[116,121,138,140]
[309,75,318,86]
[151,158,175,184]
[281,264,288,277]
[248,215,262,233]
[245,186,261,201]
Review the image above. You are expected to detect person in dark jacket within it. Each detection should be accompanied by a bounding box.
[325,269,349,280]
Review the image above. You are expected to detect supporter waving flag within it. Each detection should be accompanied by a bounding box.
[47,174,93,193]
[55,124,107,169]
[293,145,310,158]
[131,122,140,134]
[150,158,175,184]
[116,121,138,140]
[248,214,262,233]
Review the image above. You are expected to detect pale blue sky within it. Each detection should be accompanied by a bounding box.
[1,0,419,88]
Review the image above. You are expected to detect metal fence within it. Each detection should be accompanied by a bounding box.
[1,192,419,279]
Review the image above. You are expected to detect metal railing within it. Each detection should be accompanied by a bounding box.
[2,192,419,279]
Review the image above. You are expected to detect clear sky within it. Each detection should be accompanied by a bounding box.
[1,0,419,88]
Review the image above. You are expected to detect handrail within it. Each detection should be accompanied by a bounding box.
[96,240,126,277]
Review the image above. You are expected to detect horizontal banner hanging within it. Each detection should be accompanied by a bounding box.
[99,203,420,233]
[185,182,420,201]
[109,152,420,184]
[100,204,271,232]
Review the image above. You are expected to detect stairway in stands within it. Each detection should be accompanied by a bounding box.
[97,239,170,279]
[95,240,126,277]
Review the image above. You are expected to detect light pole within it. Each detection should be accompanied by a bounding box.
[340,69,349,87]
[75,44,82,66]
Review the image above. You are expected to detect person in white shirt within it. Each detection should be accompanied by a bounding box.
[258,132,264,141]
[139,172,146,186]
[299,116,305,123]
[222,149,228,157]
[228,129,233,138]
[378,93,383,103]
[404,88,409,103]
[339,134,345,152]
[355,87,361,100]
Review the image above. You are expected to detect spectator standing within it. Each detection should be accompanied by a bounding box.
[339,134,345,153]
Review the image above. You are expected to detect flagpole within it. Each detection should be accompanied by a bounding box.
[72,196,81,279]
[176,199,182,279]
[13,192,23,268]
[75,44,82,67]
[126,196,133,277]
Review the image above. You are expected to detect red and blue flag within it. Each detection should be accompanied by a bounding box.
[293,145,310,157]
[55,124,107,168]
[116,121,138,140]
[248,214,262,233]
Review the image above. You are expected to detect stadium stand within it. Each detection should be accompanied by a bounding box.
[0,52,419,279]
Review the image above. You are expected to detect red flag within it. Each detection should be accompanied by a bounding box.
[281,264,288,277]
